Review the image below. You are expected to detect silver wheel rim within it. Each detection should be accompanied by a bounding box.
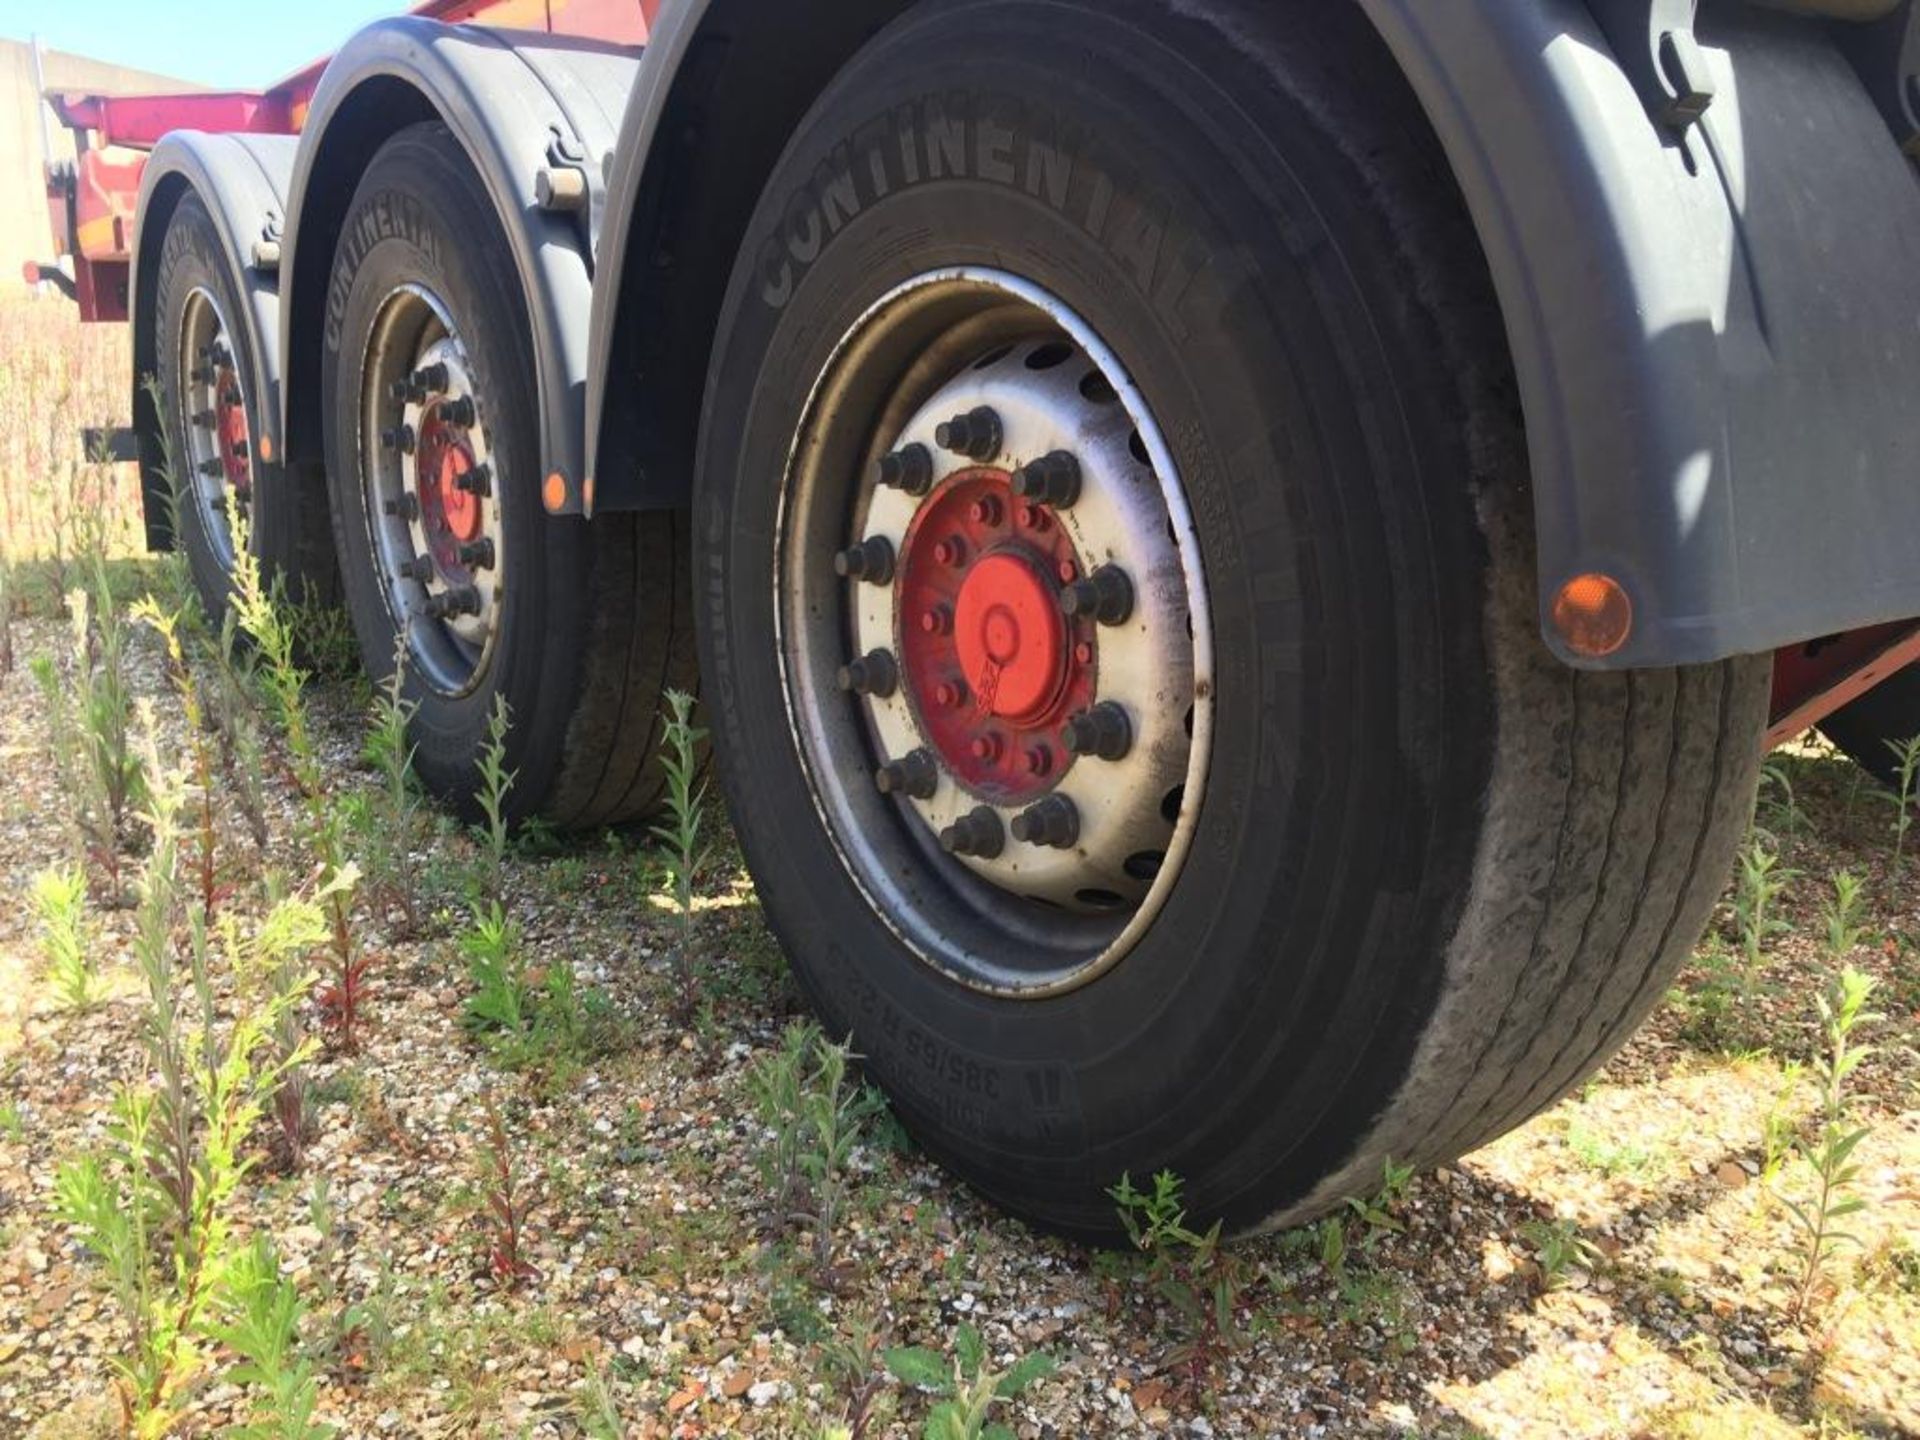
[176,286,250,567]
[359,283,505,697]
[776,269,1216,997]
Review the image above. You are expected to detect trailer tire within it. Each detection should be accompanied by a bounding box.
[694,0,1770,1240]
[154,191,316,617]
[322,124,695,827]
[1822,666,1920,790]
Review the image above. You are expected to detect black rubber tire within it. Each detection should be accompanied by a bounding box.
[154,190,329,617]
[322,124,695,828]
[1822,666,1920,790]
[695,0,1771,1240]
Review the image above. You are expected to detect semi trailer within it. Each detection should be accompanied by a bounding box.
[29,0,1920,1240]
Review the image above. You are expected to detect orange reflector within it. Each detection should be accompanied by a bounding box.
[582,474,596,514]
[542,471,568,512]
[257,432,274,463]
[1552,573,1634,659]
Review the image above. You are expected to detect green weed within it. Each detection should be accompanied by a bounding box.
[884,1323,1055,1440]
[33,863,97,1012]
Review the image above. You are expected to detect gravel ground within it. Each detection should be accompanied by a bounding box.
[0,596,1916,1440]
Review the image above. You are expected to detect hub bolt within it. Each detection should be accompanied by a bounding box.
[920,604,954,637]
[875,748,941,801]
[1075,641,1096,667]
[837,649,899,698]
[427,585,482,620]
[231,440,250,461]
[384,494,422,523]
[1018,502,1053,532]
[399,555,436,584]
[459,538,497,571]
[941,806,1006,859]
[935,406,1003,462]
[382,425,417,455]
[1011,795,1081,850]
[934,537,968,569]
[935,680,968,709]
[1063,702,1133,762]
[970,733,1004,764]
[441,396,477,428]
[968,495,1004,528]
[458,463,493,498]
[834,535,896,585]
[874,444,934,496]
[1061,565,1134,627]
[223,388,243,407]
[1011,451,1083,509]
[1025,745,1054,778]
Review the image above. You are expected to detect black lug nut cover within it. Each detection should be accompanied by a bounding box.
[458,463,493,498]
[874,443,935,496]
[459,538,496,571]
[834,535,896,585]
[442,396,477,428]
[1011,451,1083,509]
[875,748,941,801]
[1011,795,1080,849]
[935,406,1004,462]
[1061,564,1134,627]
[837,649,900,699]
[1062,702,1133,762]
[382,425,417,455]
[400,555,436,583]
[941,806,1007,859]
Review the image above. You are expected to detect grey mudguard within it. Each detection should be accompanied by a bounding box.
[129,131,295,552]
[276,18,639,511]
[587,0,1920,669]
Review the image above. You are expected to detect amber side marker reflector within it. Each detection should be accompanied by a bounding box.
[582,474,596,514]
[1552,572,1634,659]
[542,471,568,513]
[258,433,274,463]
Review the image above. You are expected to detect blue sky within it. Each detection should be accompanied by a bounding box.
[0,1,406,88]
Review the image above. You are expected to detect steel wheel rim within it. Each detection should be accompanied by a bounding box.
[776,269,1215,997]
[176,286,250,567]
[358,283,505,697]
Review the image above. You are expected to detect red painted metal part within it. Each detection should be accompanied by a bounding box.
[416,405,483,577]
[214,356,254,499]
[43,0,654,323]
[1768,620,1920,749]
[897,470,1098,804]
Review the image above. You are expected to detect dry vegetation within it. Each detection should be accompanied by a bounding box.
[0,289,1916,1440]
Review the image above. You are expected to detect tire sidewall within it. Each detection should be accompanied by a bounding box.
[697,0,1492,1232]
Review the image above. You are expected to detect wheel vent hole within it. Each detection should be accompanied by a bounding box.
[1160,785,1184,824]
[1025,342,1074,371]
[1075,888,1128,911]
[1123,851,1165,882]
[1129,429,1151,465]
[1183,705,1194,737]
[1078,370,1118,404]
[972,344,1015,370]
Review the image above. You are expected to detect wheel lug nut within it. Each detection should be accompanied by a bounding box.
[875,748,940,801]
[412,363,449,392]
[837,649,899,699]
[970,733,1003,764]
[941,806,1006,859]
[1011,795,1080,849]
[190,365,215,385]
[1025,745,1054,777]
[383,494,422,523]
[382,424,417,455]
[426,585,482,620]
[1011,451,1083,509]
[197,459,223,478]
[1063,702,1133,762]
[231,440,250,461]
[933,537,968,569]
[874,443,934,496]
[190,409,216,429]
[935,406,1003,462]
[1061,564,1134,627]
[935,680,968,709]
[441,396,477,428]
[834,535,896,585]
[920,604,953,637]
[968,495,1004,527]
[459,538,496,571]
[399,555,436,584]
[389,378,425,404]
[457,463,493,498]
[222,388,243,407]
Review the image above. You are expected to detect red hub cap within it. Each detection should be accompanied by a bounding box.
[215,363,252,496]
[416,404,482,572]
[898,469,1097,801]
